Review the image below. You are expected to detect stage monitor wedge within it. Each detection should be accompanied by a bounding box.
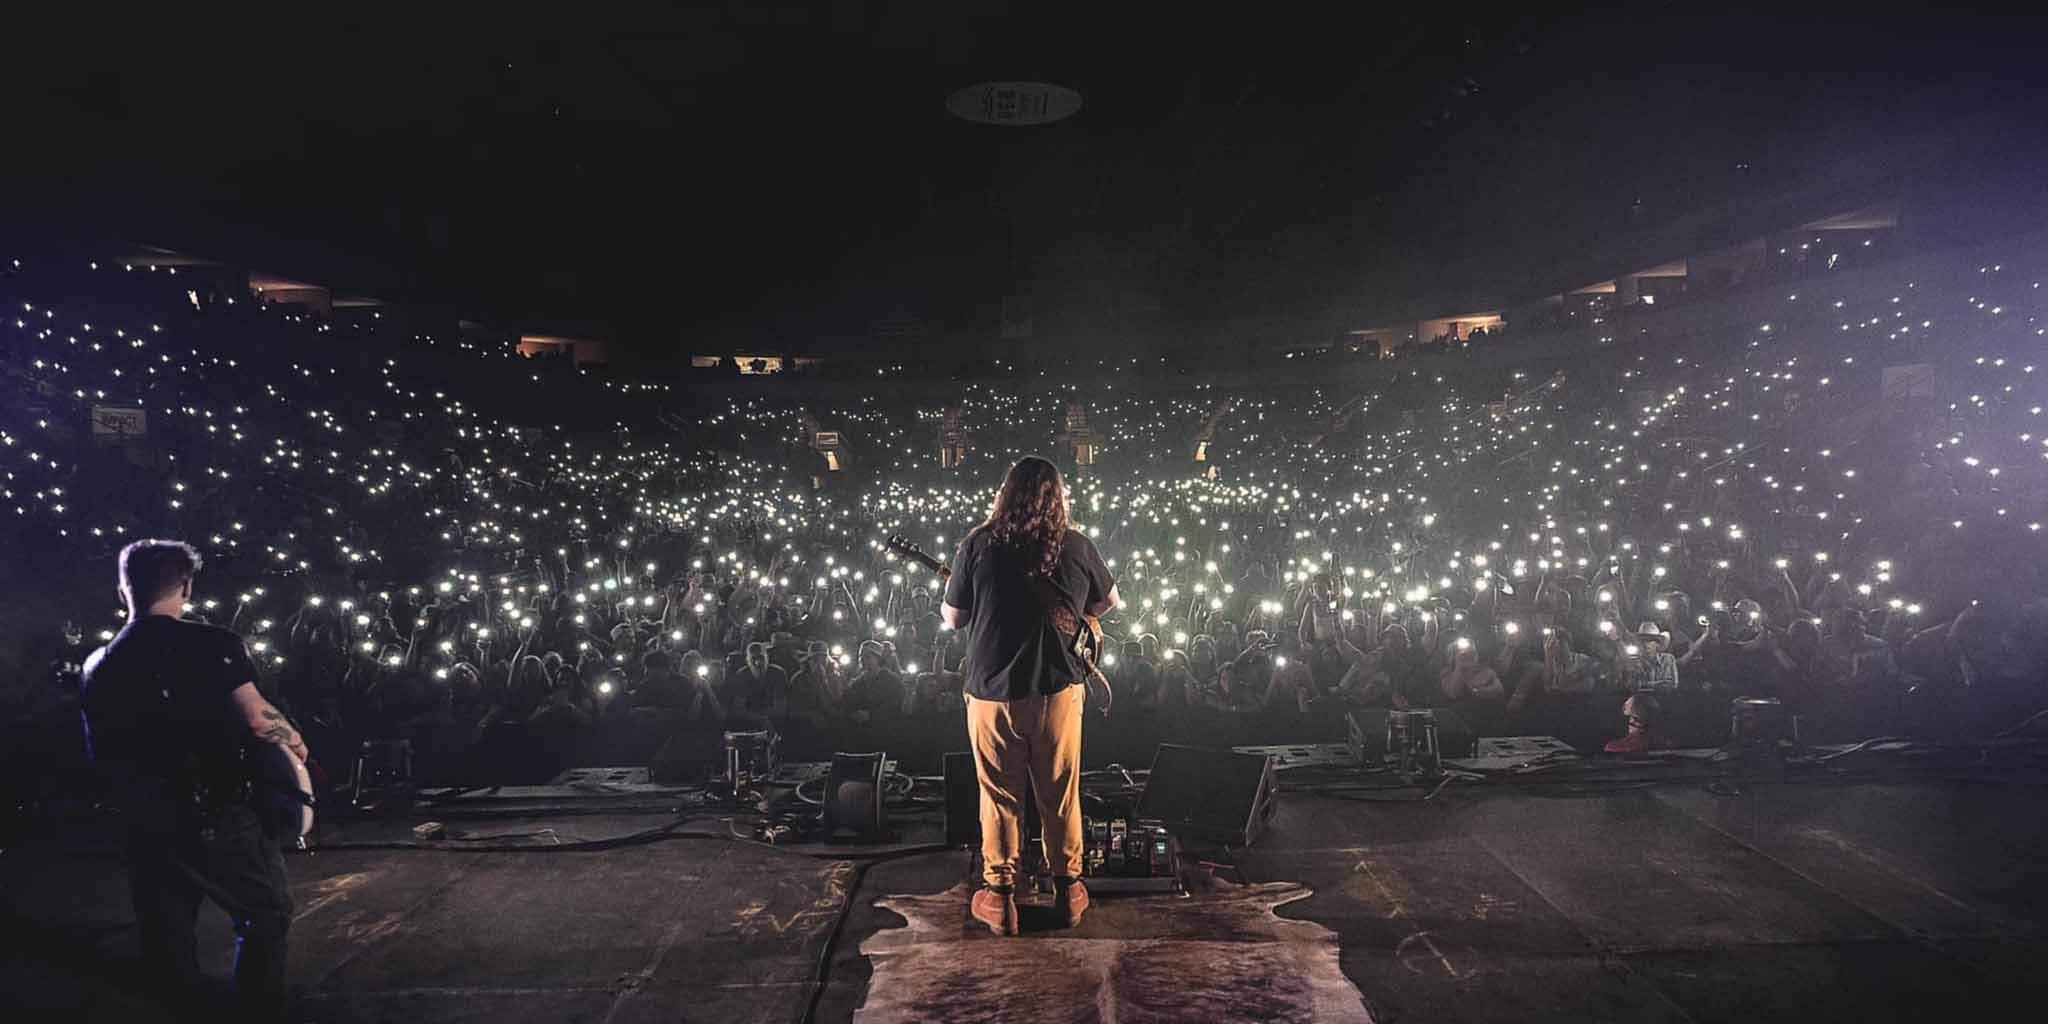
[822,751,887,841]
[1135,743,1276,847]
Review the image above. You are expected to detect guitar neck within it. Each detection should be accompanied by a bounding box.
[894,544,950,581]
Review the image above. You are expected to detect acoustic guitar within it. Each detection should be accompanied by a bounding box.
[885,534,1113,714]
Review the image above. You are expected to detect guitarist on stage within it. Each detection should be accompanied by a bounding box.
[940,456,1119,936]
[80,539,300,1019]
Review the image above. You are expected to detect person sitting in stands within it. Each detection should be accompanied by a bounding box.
[1603,693,1674,754]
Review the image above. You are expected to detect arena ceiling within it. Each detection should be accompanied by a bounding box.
[4,5,2038,356]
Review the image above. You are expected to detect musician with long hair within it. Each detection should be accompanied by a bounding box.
[942,456,1119,935]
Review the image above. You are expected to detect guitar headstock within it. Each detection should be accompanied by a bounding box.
[885,534,947,577]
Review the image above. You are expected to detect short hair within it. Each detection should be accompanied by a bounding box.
[641,650,672,673]
[119,539,201,606]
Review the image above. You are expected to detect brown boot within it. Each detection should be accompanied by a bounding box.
[1055,878,1089,928]
[971,886,1018,936]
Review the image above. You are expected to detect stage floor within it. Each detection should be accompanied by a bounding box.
[6,778,2048,1022]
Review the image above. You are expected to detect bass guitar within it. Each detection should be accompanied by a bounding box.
[885,534,1113,714]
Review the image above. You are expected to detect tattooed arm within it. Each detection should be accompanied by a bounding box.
[231,683,310,763]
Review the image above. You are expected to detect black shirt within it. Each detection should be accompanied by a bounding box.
[80,615,256,790]
[945,526,1115,702]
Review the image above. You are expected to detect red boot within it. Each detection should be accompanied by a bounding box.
[971,886,1019,936]
[1055,878,1090,928]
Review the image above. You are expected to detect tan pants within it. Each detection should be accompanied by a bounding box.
[966,684,1084,887]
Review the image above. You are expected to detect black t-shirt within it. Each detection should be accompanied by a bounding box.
[945,526,1116,702]
[80,615,256,789]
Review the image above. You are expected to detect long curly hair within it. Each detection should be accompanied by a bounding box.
[976,456,1069,579]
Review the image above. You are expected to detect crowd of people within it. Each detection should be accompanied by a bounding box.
[5,237,2046,796]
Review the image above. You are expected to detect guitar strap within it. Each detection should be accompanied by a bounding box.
[1029,572,1082,656]
[1029,571,1112,714]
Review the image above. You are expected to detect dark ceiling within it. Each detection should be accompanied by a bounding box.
[6,5,2041,355]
